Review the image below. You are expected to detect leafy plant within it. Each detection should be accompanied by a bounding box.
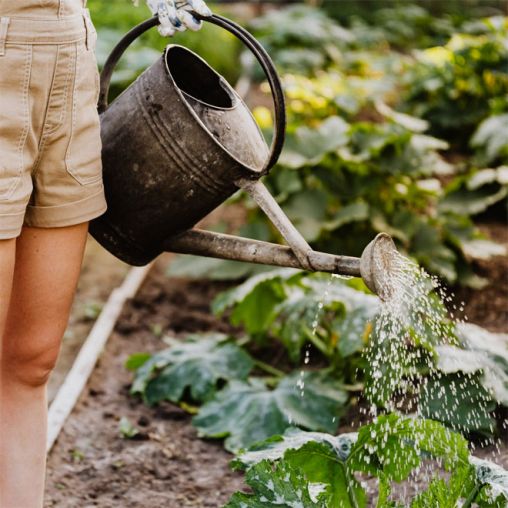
[246,109,496,284]
[471,113,508,165]
[129,333,254,405]
[402,17,508,145]
[118,417,140,439]
[247,5,353,76]
[441,166,508,217]
[417,323,507,435]
[213,270,378,365]
[193,371,348,452]
[227,414,505,507]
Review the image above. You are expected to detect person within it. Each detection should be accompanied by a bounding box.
[0,1,210,506]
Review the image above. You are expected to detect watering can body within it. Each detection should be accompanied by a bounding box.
[91,43,268,266]
[89,14,397,300]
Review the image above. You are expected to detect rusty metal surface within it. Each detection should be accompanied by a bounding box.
[90,14,399,299]
[91,14,286,266]
[165,229,362,276]
[91,46,269,265]
[238,179,315,270]
[360,233,398,300]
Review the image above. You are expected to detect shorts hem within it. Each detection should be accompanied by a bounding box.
[24,187,107,228]
[0,210,25,239]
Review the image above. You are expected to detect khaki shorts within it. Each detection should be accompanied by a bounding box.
[0,0,107,239]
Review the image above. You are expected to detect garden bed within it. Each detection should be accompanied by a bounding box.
[45,251,507,507]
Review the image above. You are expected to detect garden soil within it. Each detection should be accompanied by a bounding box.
[45,239,508,507]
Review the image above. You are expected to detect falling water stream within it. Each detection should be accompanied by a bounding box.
[297,250,505,503]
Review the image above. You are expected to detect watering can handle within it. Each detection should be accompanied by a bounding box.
[97,14,286,173]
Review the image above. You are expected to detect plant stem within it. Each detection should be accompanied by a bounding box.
[253,359,285,378]
[303,326,330,357]
[344,465,360,508]
[462,483,481,508]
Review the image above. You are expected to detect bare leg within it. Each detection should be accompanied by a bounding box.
[0,224,88,508]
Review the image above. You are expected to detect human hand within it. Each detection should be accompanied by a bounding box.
[145,0,212,37]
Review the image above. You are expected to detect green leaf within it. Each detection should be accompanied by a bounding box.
[130,334,254,405]
[282,189,329,242]
[375,101,430,133]
[118,417,139,439]
[440,186,508,216]
[348,414,470,482]
[125,352,151,371]
[167,254,268,281]
[235,428,365,507]
[454,323,508,406]
[323,201,370,232]
[410,464,477,508]
[212,269,300,335]
[224,460,326,507]
[233,427,357,470]
[193,371,348,452]
[471,114,508,164]
[279,116,350,168]
[418,372,497,434]
[440,167,508,216]
[470,456,508,505]
[332,307,374,358]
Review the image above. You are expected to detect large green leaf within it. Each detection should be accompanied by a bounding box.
[418,372,497,434]
[279,116,350,168]
[434,324,508,407]
[233,415,473,507]
[233,427,357,470]
[471,456,508,505]
[130,334,254,405]
[471,114,508,164]
[193,371,348,452]
[440,167,508,216]
[348,414,470,482]
[212,269,300,335]
[459,324,508,405]
[225,460,326,507]
[234,428,365,507]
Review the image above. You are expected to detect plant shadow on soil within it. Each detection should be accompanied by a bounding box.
[45,247,508,507]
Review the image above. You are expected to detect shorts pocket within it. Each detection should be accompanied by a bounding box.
[0,45,31,200]
[65,41,102,186]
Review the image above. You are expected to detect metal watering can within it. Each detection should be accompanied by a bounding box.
[90,13,397,299]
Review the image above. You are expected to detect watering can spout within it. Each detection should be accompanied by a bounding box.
[360,233,398,300]
[164,229,398,301]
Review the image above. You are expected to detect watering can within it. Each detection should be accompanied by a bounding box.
[89,13,397,299]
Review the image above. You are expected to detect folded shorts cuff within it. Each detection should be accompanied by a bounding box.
[0,210,25,239]
[24,186,107,228]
